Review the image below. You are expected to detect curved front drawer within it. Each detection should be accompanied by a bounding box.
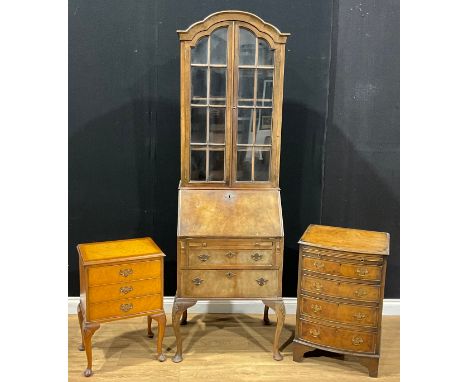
[301,274,381,302]
[180,269,278,298]
[301,296,378,327]
[299,320,376,354]
[303,256,381,281]
[88,277,161,303]
[88,294,162,321]
[88,259,161,286]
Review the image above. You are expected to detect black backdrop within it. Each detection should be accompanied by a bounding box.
[69,0,399,298]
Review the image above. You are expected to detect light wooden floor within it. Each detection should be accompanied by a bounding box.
[69,314,399,381]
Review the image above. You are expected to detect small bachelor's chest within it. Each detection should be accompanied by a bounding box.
[77,237,166,377]
[292,225,390,378]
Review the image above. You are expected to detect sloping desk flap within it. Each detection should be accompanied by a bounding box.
[178,189,283,237]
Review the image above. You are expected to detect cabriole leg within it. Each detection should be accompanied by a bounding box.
[82,322,100,377]
[262,299,286,361]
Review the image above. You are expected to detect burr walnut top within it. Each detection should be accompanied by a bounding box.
[299,225,390,255]
[78,237,164,263]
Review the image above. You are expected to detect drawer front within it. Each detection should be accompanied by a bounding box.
[88,259,161,286]
[299,320,376,354]
[301,274,381,302]
[180,269,278,298]
[187,239,274,250]
[88,277,162,303]
[188,248,274,268]
[302,246,383,264]
[301,296,378,327]
[88,294,162,321]
[303,256,381,281]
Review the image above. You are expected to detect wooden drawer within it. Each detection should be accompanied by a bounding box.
[302,246,383,264]
[303,256,381,281]
[299,319,376,354]
[188,248,274,268]
[88,277,162,303]
[180,269,278,298]
[186,239,274,249]
[301,274,381,302]
[300,295,378,327]
[88,294,162,321]
[88,259,161,286]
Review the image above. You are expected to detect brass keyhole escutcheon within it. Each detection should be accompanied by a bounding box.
[256,277,268,286]
[226,251,236,259]
[225,272,236,279]
[192,277,204,286]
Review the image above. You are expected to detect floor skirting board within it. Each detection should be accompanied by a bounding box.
[68,296,400,316]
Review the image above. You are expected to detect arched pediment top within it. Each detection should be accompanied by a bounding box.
[177,10,290,44]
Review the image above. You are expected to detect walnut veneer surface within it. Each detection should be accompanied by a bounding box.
[293,225,390,378]
[77,237,166,377]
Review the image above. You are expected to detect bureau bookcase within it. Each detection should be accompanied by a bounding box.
[173,11,289,362]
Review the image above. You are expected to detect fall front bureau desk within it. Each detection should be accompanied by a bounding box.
[77,237,166,377]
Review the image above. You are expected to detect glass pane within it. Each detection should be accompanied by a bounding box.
[191,67,207,104]
[237,108,254,144]
[258,38,274,66]
[254,148,270,181]
[238,68,254,105]
[257,69,273,106]
[208,150,224,181]
[210,68,226,100]
[255,109,272,145]
[210,28,227,65]
[236,147,252,181]
[191,107,207,143]
[239,28,256,65]
[209,108,225,143]
[190,149,206,181]
[191,36,208,64]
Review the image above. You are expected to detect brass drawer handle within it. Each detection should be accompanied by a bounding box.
[120,303,133,312]
[198,254,210,262]
[313,281,323,291]
[311,304,322,313]
[119,268,133,277]
[256,277,268,286]
[251,253,263,262]
[353,312,367,321]
[309,328,320,338]
[356,267,369,277]
[313,261,325,270]
[354,288,368,297]
[120,286,133,295]
[192,277,204,286]
[225,271,236,279]
[225,251,236,258]
[352,336,364,345]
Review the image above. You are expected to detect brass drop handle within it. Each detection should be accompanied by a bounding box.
[192,277,204,286]
[354,288,368,297]
[251,253,263,262]
[225,251,236,259]
[353,312,367,321]
[120,303,133,312]
[309,328,320,338]
[356,267,369,277]
[313,282,323,291]
[198,254,210,262]
[311,304,322,313]
[256,277,268,286]
[352,336,364,345]
[313,261,325,270]
[225,272,236,278]
[119,268,133,277]
[120,286,133,295]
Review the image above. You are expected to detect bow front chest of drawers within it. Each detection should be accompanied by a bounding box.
[292,225,390,377]
[77,237,166,377]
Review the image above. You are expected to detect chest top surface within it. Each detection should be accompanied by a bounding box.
[299,225,389,255]
[78,237,164,263]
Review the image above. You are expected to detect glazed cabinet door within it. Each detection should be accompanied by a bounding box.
[179,17,287,187]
